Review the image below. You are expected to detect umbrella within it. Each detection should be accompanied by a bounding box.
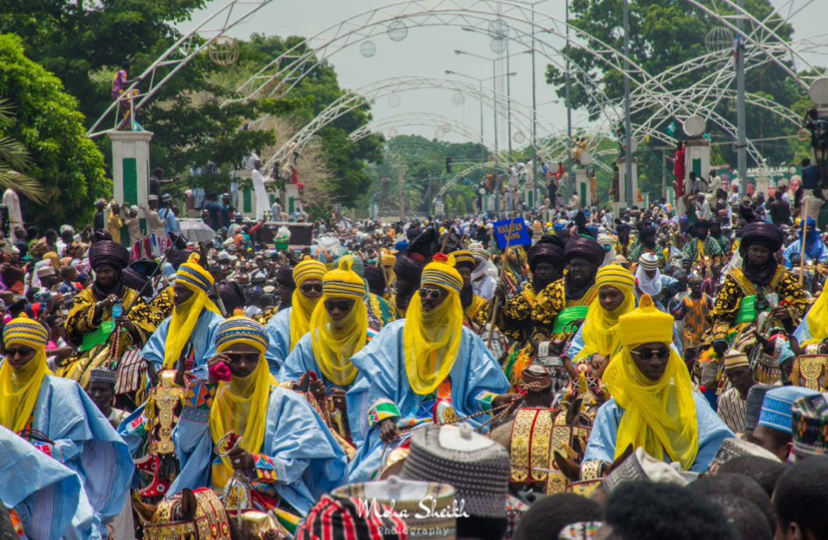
[177,219,216,244]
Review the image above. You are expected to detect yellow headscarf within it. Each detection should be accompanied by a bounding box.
[403,254,464,395]
[602,296,699,470]
[289,259,328,352]
[0,314,52,434]
[310,257,368,387]
[163,253,222,369]
[574,265,636,363]
[208,314,276,490]
[803,285,828,346]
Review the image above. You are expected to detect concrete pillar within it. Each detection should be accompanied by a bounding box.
[283,184,301,221]
[614,156,639,213]
[575,168,592,207]
[684,138,711,184]
[109,130,152,242]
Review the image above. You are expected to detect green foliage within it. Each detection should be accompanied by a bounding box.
[546,0,810,197]
[0,34,108,227]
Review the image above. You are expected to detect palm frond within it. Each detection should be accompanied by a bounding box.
[0,169,47,204]
[0,98,14,125]
[0,136,31,171]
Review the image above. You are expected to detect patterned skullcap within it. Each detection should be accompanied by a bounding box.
[792,393,828,459]
[450,250,476,270]
[89,368,118,386]
[420,253,463,295]
[323,256,365,300]
[638,252,660,271]
[293,258,327,288]
[745,384,774,432]
[175,253,214,295]
[595,264,635,293]
[401,424,510,518]
[215,311,269,355]
[3,313,49,350]
[723,350,750,371]
[759,386,821,434]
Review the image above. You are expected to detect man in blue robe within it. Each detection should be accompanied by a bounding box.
[346,254,513,482]
[0,425,98,540]
[0,314,133,538]
[141,253,224,380]
[166,314,347,521]
[581,296,733,477]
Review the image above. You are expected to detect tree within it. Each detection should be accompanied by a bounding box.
[0,34,108,227]
[546,0,807,197]
[0,98,46,204]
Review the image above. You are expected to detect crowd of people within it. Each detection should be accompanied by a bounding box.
[1,171,828,540]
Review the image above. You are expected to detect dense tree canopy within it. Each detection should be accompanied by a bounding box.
[0,34,108,227]
[546,0,809,197]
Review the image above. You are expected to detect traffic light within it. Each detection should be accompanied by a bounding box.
[446,157,452,174]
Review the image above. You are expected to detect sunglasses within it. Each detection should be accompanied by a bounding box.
[419,287,445,301]
[301,283,323,293]
[325,300,354,313]
[630,348,670,361]
[224,352,260,365]
[5,347,34,357]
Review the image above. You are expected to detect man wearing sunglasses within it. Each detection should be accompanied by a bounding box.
[264,259,327,374]
[346,253,515,482]
[582,295,733,476]
[141,253,225,381]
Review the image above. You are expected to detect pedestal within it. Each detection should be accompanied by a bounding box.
[109,130,152,242]
[615,157,639,212]
[283,184,301,221]
[574,168,592,208]
[684,138,711,183]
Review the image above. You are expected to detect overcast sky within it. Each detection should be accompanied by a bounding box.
[181,0,828,150]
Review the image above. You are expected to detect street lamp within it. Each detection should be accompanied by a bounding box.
[454,49,518,157]
[444,69,485,147]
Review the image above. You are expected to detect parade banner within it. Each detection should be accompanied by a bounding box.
[493,217,531,250]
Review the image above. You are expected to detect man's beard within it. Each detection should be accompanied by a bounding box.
[532,274,555,292]
[460,285,473,310]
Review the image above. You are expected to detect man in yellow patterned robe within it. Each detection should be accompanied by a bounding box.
[59,240,163,387]
[452,249,492,333]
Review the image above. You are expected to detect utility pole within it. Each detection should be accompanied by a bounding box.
[506,38,513,158]
[398,165,406,222]
[736,0,747,186]
[662,148,667,200]
[478,80,485,148]
[623,0,633,207]
[531,4,539,208]
[492,61,499,155]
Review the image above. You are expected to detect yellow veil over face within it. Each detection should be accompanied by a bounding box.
[310,257,368,387]
[574,264,636,363]
[602,295,699,470]
[0,314,52,434]
[208,314,275,489]
[403,254,464,396]
[803,285,828,346]
[163,253,221,369]
[289,259,328,352]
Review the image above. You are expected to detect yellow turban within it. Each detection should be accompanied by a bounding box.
[310,257,368,387]
[289,259,328,352]
[603,295,699,470]
[163,253,222,369]
[209,313,276,490]
[574,265,636,363]
[617,294,674,349]
[0,314,52,434]
[404,254,464,395]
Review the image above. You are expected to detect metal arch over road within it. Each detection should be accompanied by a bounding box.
[86,0,276,138]
[226,0,794,164]
[261,76,565,171]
